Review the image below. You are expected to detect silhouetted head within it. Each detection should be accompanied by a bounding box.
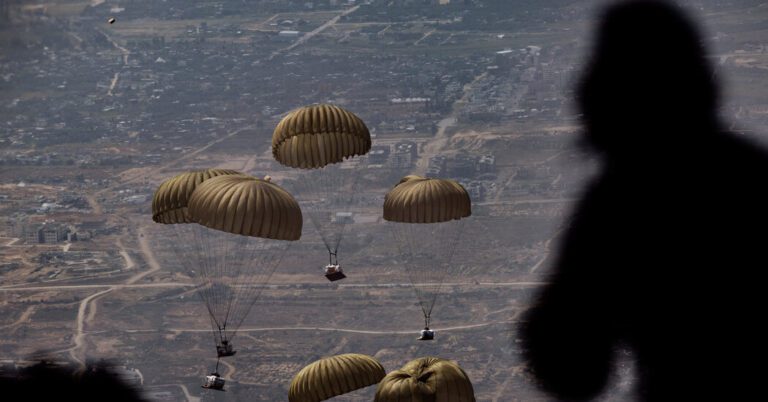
[578,1,719,159]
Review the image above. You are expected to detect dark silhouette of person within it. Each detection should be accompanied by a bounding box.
[520,1,766,400]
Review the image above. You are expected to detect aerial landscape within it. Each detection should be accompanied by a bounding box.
[1,0,767,400]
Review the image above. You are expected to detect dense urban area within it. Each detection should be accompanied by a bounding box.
[1,0,767,400]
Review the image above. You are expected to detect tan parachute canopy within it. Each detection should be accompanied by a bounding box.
[272,104,371,169]
[289,353,386,402]
[383,175,472,224]
[187,175,302,240]
[375,357,476,402]
[152,169,241,224]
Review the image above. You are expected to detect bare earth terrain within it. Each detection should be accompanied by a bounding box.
[1,1,766,400]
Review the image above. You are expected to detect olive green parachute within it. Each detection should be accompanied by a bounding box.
[187,174,303,240]
[152,169,240,224]
[383,175,473,330]
[152,172,301,358]
[375,357,475,402]
[383,175,471,224]
[289,354,386,402]
[272,104,371,169]
[271,104,372,272]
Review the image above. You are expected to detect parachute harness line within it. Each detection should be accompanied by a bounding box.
[217,326,228,344]
[329,250,338,266]
[390,218,466,328]
[167,222,289,349]
[293,163,359,268]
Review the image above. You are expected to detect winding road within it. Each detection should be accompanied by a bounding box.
[0,305,36,330]
[117,238,135,271]
[69,287,115,370]
[52,226,163,369]
[120,320,517,336]
[218,358,236,380]
[127,227,161,285]
[95,27,130,96]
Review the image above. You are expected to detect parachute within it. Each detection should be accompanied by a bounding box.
[272,104,371,169]
[272,104,371,281]
[383,175,472,336]
[152,171,302,362]
[289,354,386,402]
[375,357,475,402]
[152,169,239,224]
[188,174,302,240]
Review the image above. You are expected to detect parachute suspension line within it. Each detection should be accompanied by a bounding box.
[203,295,223,339]
[296,163,359,267]
[202,290,223,337]
[217,227,234,331]
[329,227,344,265]
[329,250,338,266]
[423,219,465,320]
[208,313,221,346]
[391,219,466,326]
[221,233,245,342]
[194,225,219,326]
[215,357,220,374]
[229,240,290,340]
[328,166,355,257]
[391,223,431,322]
[225,234,263,342]
[176,226,288,348]
[219,230,242,337]
[207,232,224,328]
[217,227,242,342]
[207,229,226,337]
[191,224,238,344]
[408,223,434,316]
[424,314,431,329]
[306,210,333,253]
[169,225,224,342]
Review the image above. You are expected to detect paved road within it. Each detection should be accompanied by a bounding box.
[120,320,517,336]
[0,281,547,292]
[270,5,360,59]
[126,226,161,284]
[117,238,135,271]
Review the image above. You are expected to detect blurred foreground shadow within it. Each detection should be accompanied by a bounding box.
[0,359,146,402]
[520,1,766,400]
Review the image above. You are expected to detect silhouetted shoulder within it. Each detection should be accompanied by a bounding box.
[520,1,768,400]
